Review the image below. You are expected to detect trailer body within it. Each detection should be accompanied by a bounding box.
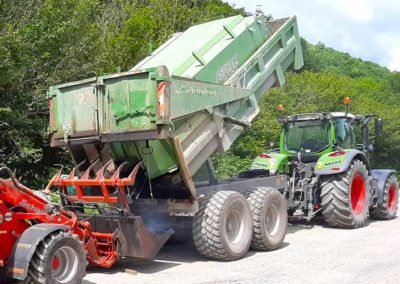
[48,14,303,202]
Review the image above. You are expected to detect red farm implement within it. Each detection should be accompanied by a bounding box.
[0,165,172,283]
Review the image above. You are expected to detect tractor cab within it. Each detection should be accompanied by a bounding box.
[280,112,356,160]
[251,109,383,174]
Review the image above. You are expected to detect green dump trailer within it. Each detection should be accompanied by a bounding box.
[47,13,303,261]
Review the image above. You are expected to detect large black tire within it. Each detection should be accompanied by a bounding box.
[370,175,399,220]
[193,191,253,261]
[28,231,86,284]
[247,188,287,251]
[321,160,369,228]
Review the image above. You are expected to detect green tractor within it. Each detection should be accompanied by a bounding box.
[250,107,398,228]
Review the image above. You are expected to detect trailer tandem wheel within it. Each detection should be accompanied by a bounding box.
[27,231,86,284]
[193,191,253,261]
[247,187,287,251]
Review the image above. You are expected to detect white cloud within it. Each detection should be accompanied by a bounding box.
[388,48,400,71]
[227,0,400,71]
[323,0,374,23]
[376,34,400,71]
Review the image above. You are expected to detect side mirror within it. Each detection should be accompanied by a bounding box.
[375,118,383,136]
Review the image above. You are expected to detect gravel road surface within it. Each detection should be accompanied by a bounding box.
[84,209,400,284]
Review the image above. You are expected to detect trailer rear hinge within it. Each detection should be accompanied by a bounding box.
[155,76,171,82]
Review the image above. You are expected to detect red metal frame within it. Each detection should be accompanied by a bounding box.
[51,161,142,212]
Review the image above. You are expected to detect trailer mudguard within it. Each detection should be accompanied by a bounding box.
[371,169,396,205]
[7,223,70,280]
[314,149,370,175]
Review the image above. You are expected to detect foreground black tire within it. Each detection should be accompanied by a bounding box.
[370,175,399,220]
[28,231,86,284]
[193,191,253,261]
[321,160,369,228]
[247,188,287,251]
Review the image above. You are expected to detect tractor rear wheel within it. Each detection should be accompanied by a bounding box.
[193,191,253,261]
[321,160,369,228]
[370,175,399,220]
[28,231,86,284]
[247,188,287,251]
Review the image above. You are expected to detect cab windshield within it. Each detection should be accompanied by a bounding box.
[284,120,330,153]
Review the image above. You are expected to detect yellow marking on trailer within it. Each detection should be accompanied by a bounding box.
[17,243,32,249]
[9,267,24,274]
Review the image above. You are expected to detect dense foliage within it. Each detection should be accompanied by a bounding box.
[1,0,399,183]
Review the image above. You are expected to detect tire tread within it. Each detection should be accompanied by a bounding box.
[27,231,86,284]
[193,191,251,261]
[247,187,287,251]
[370,175,399,220]
[321,160,369,228]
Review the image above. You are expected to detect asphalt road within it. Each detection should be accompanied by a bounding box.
[84,208,400,284]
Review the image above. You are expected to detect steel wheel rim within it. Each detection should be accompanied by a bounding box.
[351,173,366,214]
[388,184,397,210]
[51,246,79,283]
[226,202,245,244]
[264,204,280,236]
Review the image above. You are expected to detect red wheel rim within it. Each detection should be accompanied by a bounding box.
[52,255,60,271]
[351,173,366,214]
[388,184,397,211]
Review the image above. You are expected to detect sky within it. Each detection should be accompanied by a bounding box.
[227,0,400,71]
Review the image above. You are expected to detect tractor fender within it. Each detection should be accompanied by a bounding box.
[314,149,370,176]
[371,169,396,204]
[7,223,71,280]
[250,153,288,174]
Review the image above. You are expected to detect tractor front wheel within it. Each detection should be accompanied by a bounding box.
[28,231,86,284]
[370,175,399,220]
[321,160,369,228]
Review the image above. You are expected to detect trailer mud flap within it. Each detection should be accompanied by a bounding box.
[81,214,174,260]
[7,223,70,280]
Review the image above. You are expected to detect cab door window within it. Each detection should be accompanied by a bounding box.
[334,119,355,149]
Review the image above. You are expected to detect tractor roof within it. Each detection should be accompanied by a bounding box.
[330,112,356,119]
[281,112,356,123]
